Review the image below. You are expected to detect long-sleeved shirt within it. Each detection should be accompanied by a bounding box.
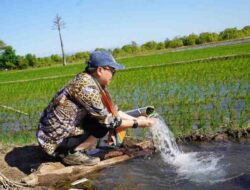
[36,72,121,155]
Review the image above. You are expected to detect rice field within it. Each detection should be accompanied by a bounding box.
[0,43,249,144]
[1,41,250,83]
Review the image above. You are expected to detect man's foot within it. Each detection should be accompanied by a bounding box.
[62,151,100,166]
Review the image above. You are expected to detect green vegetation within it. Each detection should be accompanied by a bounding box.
[1,41,250,83]
[119,41,250,67]
[0,25,250,70]
[0,42,249,144]
[0,40,5,50]
[113,57,249,137]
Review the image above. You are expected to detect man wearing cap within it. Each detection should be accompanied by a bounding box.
[36,50,155,166]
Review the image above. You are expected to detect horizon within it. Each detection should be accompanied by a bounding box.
[1,0,250,57]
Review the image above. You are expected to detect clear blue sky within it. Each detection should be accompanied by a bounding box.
[1,0,249,57]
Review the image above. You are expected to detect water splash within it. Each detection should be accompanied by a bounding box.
[149,116,225,183]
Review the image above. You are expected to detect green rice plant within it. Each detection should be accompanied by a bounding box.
[210,114,217,133]
[239,109,247,128]
[219,109,226,127]
[227,100,236,128]
[0,130,35,145]
[197,107,206,133]
[235,82,242,98]
[180,104,192,135]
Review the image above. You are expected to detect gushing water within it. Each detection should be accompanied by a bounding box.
[149,116,225,183]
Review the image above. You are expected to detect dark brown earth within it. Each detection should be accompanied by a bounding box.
[176,127,250,143]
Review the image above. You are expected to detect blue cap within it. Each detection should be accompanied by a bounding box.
[87,50,125,70]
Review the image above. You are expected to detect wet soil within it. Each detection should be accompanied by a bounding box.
[176,127,250,143]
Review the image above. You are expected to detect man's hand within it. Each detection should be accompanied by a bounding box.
[137,116,157,128]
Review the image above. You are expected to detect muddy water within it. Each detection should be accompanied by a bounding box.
[83,118,250,190]
[86,142,250,190]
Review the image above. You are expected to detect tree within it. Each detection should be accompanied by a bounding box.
[74,51,90,63]
[17,56,28,69]
[164,38,171,48]
[219,27,241,40]
[121,44,133,53]
[42,57,53,66]
[0,46,18,69]
[53,14,67,66]
[182,34,199,46]
[120,41,139,54]
[0,40,6,50]
[112,48,124,58]
[156,42,165,50]
[197,32,218,44]
[95,48,106,51]
[168,38,183,48]
[241,25,250,36]
[25,53,37,67]
[141,41,157,50]
[130,41,139,53]
[50,54,62,63]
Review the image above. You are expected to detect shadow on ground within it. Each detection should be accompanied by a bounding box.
[4,145,58,174]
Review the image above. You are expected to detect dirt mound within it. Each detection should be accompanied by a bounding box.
[0,144,56,182]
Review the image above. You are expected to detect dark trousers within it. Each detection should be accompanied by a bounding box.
[54,115,109,156]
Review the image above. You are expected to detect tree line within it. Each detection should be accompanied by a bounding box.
[0,25,250,70]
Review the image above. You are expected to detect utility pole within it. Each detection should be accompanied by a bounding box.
[52,14,67,66]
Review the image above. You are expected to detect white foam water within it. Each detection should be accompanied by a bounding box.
[149,117,225,183]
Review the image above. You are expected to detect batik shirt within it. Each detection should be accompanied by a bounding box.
[36,72,121,155]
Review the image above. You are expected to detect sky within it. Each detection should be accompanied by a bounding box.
[0,0,250,57]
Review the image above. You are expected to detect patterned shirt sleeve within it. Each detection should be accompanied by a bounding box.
[67,73,121,129]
